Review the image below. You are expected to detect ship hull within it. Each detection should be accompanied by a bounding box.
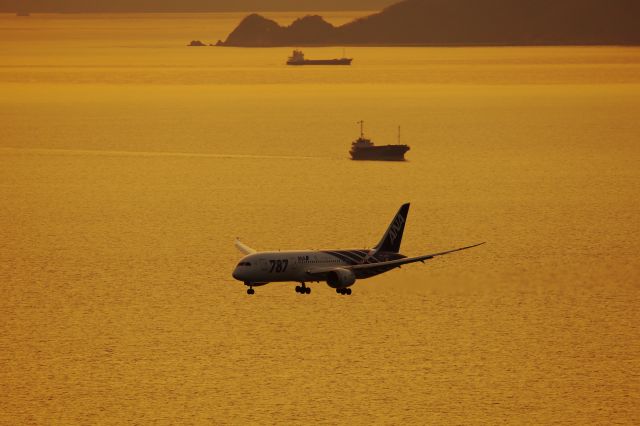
[350,145,410,161]
[287,59,352,66]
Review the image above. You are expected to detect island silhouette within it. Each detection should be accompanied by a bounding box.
[218,0,640,47]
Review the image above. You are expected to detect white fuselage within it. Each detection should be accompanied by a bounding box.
[232,250,359,285]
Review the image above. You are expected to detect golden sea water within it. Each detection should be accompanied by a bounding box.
[1,12,639,424]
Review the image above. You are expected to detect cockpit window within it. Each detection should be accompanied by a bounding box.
[237,262,252,267]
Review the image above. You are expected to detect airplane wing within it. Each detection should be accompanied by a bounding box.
[235,238,256,255]
[306,242,485,277]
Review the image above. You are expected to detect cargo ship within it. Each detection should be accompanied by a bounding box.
[286,50,352,66]
[350,121,410,161]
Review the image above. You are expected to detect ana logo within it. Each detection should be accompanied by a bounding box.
[388,214,405,244]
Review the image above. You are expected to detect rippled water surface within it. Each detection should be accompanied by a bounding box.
[1,13,639,424]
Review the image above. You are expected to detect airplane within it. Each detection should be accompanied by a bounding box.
[232,203,484,296]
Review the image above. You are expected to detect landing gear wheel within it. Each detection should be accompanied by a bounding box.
[336,288,342,294]
[305,287,311,294]
[295,285,301,293]
[247,288,255,295]
[346,288,352,295]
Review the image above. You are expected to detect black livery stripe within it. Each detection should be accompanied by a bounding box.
[322,251,360,265]
[337,250,368,263]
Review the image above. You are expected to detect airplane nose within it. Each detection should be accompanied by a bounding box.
[232,268,243,281]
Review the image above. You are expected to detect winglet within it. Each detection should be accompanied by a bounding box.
[235,238,256,255]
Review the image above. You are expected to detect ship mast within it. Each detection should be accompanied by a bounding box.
[398,126,401,144]
[358,120,364,138]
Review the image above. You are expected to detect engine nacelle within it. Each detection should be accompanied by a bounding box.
[326,268,356,288]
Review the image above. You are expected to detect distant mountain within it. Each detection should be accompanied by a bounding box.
[223,14,338,46]
[220,0,640,46]
[0,0,394,12]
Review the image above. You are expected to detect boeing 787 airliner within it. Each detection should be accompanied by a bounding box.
[232,203,484,295]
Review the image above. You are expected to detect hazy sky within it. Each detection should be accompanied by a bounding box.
[2,0,397,12]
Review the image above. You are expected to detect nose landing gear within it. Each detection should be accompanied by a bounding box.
[244,282,255,295]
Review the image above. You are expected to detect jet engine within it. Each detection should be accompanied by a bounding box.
[326,268,356,288]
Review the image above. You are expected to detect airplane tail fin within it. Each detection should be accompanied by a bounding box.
[373,203,410,254]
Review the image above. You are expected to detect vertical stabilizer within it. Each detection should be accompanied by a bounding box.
[373,203,410,253]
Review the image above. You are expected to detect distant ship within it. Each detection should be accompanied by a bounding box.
[350,121,410,161]
[286,50,352,66]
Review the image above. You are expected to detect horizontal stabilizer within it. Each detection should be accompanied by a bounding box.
[235,238,256,255]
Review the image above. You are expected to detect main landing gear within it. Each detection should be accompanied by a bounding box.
[336,288,352,296]
[295,284,311,295]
